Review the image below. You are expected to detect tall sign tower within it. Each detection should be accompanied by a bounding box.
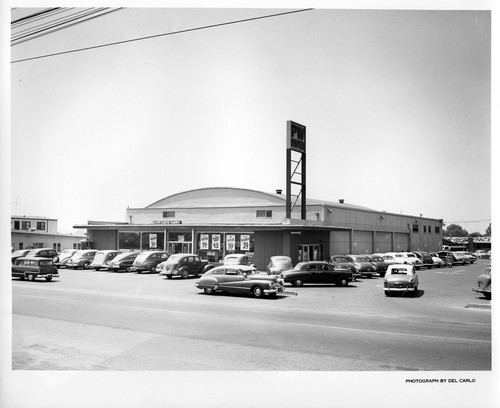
[286,120,306,220]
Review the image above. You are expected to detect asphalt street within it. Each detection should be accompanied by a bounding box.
[11,259,491,371]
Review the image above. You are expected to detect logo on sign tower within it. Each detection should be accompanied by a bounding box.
[286,121,306,219]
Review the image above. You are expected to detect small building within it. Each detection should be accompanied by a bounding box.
[73,187,444,269]
[11,215,86,252]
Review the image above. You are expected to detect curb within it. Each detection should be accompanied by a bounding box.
[465,303,491,310]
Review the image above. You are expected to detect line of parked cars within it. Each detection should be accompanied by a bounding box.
[11,248,492,301]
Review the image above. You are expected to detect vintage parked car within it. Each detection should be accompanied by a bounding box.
[130,250,170,273]
[90,250,122,270]
[429,252,446,268]
[12,256,59,281]
[385,252,422,268]
[365,254,389,277]
[383,264,419,296]
[372,253,399,266]
[53,249,77,268]
[412,251,434,268]
[329,255,359,278]
[104,251,140,272]
[436,250,467,266]
[473,250,489,259]
[455,251,476,264]
[66,250,99,269]
[195,265,285,297]
[203,253,255,273]
[266,256,293,275]
[11,249,30,264]
[25,248,58,260]
[157,253,207,278]
[280,261,353,287]
[345,255,378,278]
[472,267,491,300]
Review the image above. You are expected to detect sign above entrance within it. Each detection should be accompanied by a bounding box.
[152,220,182,224]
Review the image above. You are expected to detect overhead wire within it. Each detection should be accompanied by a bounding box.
[12,8,123,46]
[11,8,314,64]
[12,8,88,38]
[11,7,60,25]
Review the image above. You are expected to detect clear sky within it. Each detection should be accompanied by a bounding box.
[6,3,492,235]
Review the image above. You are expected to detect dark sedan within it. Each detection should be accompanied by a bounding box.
[281,261,353,287]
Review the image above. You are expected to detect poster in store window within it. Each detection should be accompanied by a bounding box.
[149,234,157,248]
[241,235,250,251]
[226,235,235,250]
[211,234,221,250]
[200,234,209,250]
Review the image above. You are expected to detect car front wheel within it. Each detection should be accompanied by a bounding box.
[204,287,215,295]
[83,262,90,269]
[336,278,349,287]
[252,286,264,298]
[181,269,189,279]
[292,279,303,287]
[27,274,35,281]
[45,276,52,282]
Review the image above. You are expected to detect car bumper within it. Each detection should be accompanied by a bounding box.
[384,286,417,292]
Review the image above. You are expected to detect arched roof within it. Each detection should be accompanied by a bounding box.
[146,187,287,208]
[146,187,375,211]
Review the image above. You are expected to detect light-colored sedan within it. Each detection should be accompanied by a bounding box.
[195,265,285,297]
[430,252,446,268]
[266,256,293,275]
[384,264,419,297]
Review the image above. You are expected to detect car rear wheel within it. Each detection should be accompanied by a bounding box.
[204,287,215,295]
[27,274,35,282]
[45,276,53,282]
[83,262,90,269]
[252,286,264,298]
[166,275,173,279]
[292,279,303,287]
[150,266,156,273]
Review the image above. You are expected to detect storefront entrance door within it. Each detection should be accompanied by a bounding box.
[298,244,322,262]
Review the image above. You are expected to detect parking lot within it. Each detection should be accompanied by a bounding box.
[11,257,491,372]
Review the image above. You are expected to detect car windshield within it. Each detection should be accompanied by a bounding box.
[273,258,292,265]
[371,256,383,261]
[383,256,394,260]
[389,268,412,275]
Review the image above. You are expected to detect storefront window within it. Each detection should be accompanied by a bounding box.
[142,232,165,250]
[119,232,140,250]
[196,232,254,262]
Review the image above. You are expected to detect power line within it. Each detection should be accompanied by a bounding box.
[11,8,314,64]
[12,8,123,46]
[11,8,60,25]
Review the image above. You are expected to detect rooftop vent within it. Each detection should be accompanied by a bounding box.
[276,189,282,195]
[339,199,344,204]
